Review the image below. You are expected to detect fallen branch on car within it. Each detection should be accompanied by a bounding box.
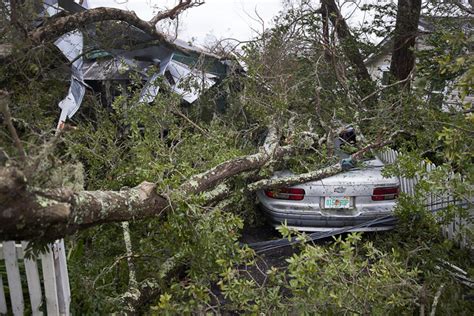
[0,125,401,240]
[248,130,404,191]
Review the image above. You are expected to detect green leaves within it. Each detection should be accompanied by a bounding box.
[282,232,421,314]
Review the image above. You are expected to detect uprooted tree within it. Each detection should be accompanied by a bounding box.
[0,0,473,314]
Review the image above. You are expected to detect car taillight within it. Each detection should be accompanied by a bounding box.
[264,188,305,201]
[372,186,399,201]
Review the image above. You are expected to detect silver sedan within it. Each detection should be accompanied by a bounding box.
[257,158,400,232]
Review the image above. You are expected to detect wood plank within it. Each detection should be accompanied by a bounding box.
[0,273,7,314]
[448,221,454,239]
[53,240,70,316]
[402,176,408,195]
[3,241,24,315]
[426,163,434,211]
[420,160,429,208]
[381,150,387,164]
[41,245,60,316]
[0,243,23,260]
[404,177,411,196]
[20,242,43,316]
[409,177,414,194]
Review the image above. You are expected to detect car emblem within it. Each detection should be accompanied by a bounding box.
[334,187,346,193]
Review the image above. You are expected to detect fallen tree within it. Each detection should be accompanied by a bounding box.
[0,119,400,241]
[0,123,281,239]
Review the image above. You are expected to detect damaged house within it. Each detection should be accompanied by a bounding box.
[47,0,241,129]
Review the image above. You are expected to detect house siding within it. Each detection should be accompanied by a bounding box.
[365,37,472,109]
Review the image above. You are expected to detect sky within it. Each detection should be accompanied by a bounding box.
[88,0,284,45]
[85,0,392,46]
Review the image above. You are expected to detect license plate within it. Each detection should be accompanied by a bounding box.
[324,196,351,209]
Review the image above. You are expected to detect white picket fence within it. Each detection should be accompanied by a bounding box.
[0,240,70,315]
[379,148,473,248]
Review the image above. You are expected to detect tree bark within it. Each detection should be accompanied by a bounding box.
[29,7,167,43]
[0,126,288,240]
[389,0,422,84]
[179,126,285,194]
[0,91,26,163]
[248,131,400,191]
[0,126,400,241]
[29,1,203,48]
[319,3,332,61]
[0,166,168,240]
[320,0,375,98]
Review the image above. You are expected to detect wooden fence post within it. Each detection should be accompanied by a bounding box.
[20,241,43,316]
[3,241,24,315]
[41,244,60,315]
[54,240,71,316]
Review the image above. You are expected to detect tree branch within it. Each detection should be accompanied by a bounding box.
[447,0,474,14]
[248,130,403,191]
[0,90,26,164]
[118,252,186,313]
[29,2,201,47]
[320,0,375,98]
[0,125,290,240]
[430,283,445,316]
[179,125,285,194]
[30,7,162,43]
[0,170,168,240]
[149,0,204,25]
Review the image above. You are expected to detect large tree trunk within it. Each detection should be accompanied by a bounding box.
[389,0,422,84]
[0,166,168,240]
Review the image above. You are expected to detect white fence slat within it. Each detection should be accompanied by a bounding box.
[54,240,70,316]
[403,178,411,195]
[41,246,60,316]
[20,242,43,316]
[391,149,397,164]
[0,274,7,314]
[3,241,24,315]
[427,163,435,212]
[410,177,417,196]
[0,243,22,261]
[402,176,408,195]
[449,222,454,239]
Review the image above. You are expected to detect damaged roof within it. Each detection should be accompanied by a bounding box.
[45,0,240,129]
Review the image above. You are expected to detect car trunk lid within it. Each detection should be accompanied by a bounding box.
[303,160,398,197]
